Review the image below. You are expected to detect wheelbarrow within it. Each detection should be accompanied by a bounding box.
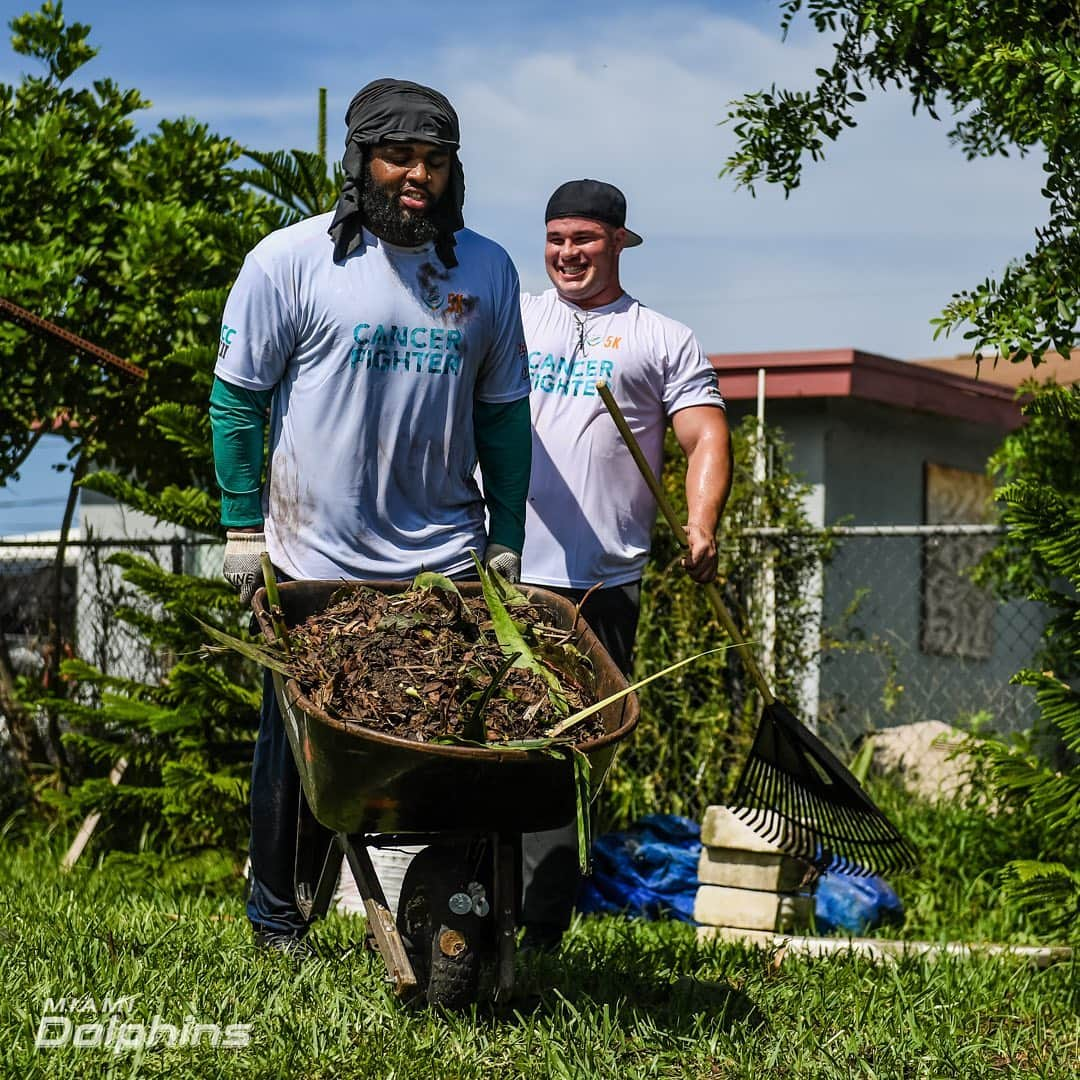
[252,579,639,1007]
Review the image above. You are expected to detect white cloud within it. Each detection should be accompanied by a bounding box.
[407,7,1047,357]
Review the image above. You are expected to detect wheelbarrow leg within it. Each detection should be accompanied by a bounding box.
[493,832,519,1005]
[338,833,418,998]
[294,789,338,922]
[306,840,343,921]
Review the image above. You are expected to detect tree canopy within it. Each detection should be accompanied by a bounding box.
[722,0,1080,364]
[0,1,275,488]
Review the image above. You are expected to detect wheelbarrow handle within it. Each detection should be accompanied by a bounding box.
[595,380,775,706]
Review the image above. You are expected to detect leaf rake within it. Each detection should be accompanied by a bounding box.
[597,381,916,876]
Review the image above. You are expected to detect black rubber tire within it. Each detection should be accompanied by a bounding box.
[424,923,480,1010]
[396,845,490,1009]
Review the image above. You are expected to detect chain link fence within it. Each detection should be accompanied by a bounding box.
[743,525,1046,742]
[0,527,1048,734]
[0,536,222,686]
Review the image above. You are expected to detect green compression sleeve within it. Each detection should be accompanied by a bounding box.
[474,396,531,553]
[209,376,273,527]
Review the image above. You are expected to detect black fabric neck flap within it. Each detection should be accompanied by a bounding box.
[328,79,465,268]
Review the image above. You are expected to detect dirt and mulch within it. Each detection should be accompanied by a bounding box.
[281,584,604,745]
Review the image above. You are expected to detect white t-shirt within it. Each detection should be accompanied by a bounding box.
[215,213,529,581]
[519,289,724,589]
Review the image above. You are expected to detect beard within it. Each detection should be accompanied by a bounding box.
[360,165,443,247]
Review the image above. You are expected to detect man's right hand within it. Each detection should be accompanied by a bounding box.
[682,522,719,584]
[484,542,522,583]
[222,530,267,606]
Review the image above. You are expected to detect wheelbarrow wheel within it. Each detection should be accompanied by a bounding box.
[396,845,491,1009]
[424,923,481,1010]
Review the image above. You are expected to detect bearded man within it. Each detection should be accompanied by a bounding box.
[209,79,530,954]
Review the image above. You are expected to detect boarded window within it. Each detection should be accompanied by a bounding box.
[920,463,996,659]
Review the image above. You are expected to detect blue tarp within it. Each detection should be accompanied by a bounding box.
[578,814,702,923]
[578,813,904,932]
[814,869,904,934]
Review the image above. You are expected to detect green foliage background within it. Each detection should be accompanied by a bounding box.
[966,383,1080,938]
[0,2,274,487]
[0,4,338,855]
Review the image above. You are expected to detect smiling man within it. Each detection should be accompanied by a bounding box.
[209,79,530,955]
[518,179,733,951]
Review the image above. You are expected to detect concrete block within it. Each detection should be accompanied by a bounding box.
[697,847,809,892]
[694,885,813,932]
[700,806,806,854]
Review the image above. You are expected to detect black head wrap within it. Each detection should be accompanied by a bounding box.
[327,78,466,269]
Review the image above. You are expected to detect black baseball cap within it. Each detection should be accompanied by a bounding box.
[544,179,643,247]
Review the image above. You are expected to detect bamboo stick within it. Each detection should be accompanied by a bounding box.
[60,757,128,871]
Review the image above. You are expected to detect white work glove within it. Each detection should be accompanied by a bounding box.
[484,543,521,584]
[222,530,267,606]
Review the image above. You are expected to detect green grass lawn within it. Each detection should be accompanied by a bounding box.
[0,829,1077,1079]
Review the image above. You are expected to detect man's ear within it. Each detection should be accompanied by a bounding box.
[613,226,629,254]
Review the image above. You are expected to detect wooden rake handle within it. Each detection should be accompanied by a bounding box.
[595,380,775,706]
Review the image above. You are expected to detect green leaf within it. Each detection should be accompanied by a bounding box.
[462,649,520,743]
[470,552,567,708]
[572,748,593,874]
[192,616,292,676]
[546,645,737,739]
[412,571,463,596]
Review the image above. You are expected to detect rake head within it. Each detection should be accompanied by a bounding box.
[730,702,918,877]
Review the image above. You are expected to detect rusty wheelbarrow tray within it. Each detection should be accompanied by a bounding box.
[251,579,639,1004]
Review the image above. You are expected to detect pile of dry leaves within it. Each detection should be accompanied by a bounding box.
[282,580,604,745]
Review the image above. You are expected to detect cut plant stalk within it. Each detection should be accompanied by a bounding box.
[471,552,568,713]
[546,646,734,739]
[260,553,292,656]
[596,380,917,876]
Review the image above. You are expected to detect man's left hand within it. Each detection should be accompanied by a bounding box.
[682,523,718,583]
[484,543,521,583]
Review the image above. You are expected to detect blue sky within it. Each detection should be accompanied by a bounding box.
[0,1,1050,534]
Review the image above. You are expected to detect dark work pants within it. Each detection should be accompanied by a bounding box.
[247,665,308,935]
[520,581,641,935]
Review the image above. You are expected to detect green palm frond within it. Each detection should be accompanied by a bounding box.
[163,345,216,372]
[1013,669,1080,754]
[146,403,212,457]
[177,288,230,315]
[238,147,338,222]
[79,472,220,533]
[1023,383,1080,423]
[1001,859,1080,934]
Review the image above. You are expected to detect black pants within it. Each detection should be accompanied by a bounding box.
[247,665,309,935]
[519,581,641,935]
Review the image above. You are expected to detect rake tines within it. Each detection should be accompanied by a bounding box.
[731,703,918,876]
